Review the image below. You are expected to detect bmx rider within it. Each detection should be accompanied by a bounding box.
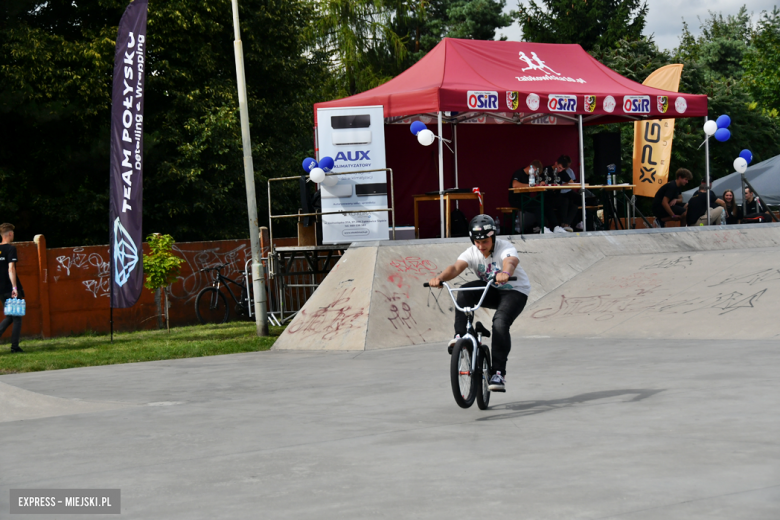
[428,215,530,392]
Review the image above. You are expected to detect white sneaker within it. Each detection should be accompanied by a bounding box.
[553,226,567,233]
[447,334,461,354]
[563,225,573,232]
[543,227,552,234]
[575,222,584,231]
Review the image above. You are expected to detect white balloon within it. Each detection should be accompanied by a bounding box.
[703,120,718,136]
[733,157,748,174]
[321,174,338,187]
[417,129,436,146]
[310,167,325,183]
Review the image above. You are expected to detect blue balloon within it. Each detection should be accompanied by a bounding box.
[410,121,427,136]
[716,114,731,129]
[318,156,334,172]
[302,157,318,173]
[714,128,731,142]
[739,149,753,164]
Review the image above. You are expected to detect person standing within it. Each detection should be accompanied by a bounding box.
[0,223,24,352]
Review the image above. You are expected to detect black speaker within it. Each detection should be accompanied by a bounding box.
[592,132,621,184]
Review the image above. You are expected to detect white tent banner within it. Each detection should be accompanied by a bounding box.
[316,106,389,244]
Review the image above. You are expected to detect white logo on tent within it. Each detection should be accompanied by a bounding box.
[519,52,560,76]
[113,217,139,287]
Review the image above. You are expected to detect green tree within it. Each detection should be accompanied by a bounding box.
[514,0,649,50]
[143,233,185,330]
[0,0,321,246]
[743,6,780,115]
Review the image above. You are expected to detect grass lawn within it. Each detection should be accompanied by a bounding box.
[0,322,284,374]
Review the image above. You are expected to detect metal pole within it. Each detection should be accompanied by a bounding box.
[232,0,268,336]
[578,115,586,230]
[454,123,459,211]
[704,116,711,225]
[438,111,445,237]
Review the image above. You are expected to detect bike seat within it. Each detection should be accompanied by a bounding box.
[475,321,490,338]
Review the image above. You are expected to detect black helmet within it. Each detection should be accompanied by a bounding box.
[468,214,497,244]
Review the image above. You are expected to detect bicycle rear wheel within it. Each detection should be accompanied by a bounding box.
[476,345,491,410]
[195,287,229,325]
[450,339,476,408]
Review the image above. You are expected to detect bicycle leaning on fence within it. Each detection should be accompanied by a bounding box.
[194,263,251,325]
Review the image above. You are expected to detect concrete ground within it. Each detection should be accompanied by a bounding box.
[2,336,779,519]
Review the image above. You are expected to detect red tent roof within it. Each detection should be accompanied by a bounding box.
[314,38,707,124]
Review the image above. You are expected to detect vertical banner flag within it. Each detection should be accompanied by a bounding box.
[632,64,684,197]
[109,0,148,308]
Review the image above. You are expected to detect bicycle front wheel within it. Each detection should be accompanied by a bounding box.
[450,339,476,408]
[195,287,229,325]
[476,345,491,410]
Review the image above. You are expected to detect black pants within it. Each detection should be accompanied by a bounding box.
[0,295,23,349]
[454,281,528,375]
[558,191,581,227]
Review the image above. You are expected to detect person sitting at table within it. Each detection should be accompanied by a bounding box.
[685,180,725,226]
[652,168,692,227]
[722,189,740,224]
[554,154,578,231]
[741,186,774,223]
[509,160,567,234]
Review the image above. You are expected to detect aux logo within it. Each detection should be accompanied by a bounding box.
[623,96,650,114]
[548,95,577,112]
[506,91,519,110]
[334,151,370,162]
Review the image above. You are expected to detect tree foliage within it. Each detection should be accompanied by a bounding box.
[743,6,780,115]
[1,0,321,246]
[143,233,184,290]
[514,0,649,50]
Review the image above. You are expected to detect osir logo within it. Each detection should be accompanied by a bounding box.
[623,95,650,114]
[506,91,519,110]
[547,95,577,112]
[584,95,597,113]
[657,96,669,114]
[675,97,687,114]
[467,91,498,110]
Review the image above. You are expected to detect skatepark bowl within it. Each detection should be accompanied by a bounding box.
[2,224,780,519]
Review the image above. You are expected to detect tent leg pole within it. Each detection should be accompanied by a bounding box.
[438,111,445,238]
[454,123,459,211]
[705,115,711,225]
[579,115,586,230]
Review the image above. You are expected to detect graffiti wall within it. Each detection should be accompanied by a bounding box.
[1,234,299,339]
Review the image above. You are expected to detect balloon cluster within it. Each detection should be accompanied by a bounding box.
[703,115,731,142]
[301,157,338,186]
[733,149,753,174]
[410,120,436,146]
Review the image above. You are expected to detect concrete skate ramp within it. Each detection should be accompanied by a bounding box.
[273,225,780,351]
[0,380,134,422]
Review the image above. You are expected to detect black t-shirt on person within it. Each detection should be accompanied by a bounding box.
[0,244,23,297]
[686,190,719,226]
[509,168,536,206]
[652,180,681,216]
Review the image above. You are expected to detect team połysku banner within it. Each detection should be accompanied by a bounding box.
[109,0,148,308]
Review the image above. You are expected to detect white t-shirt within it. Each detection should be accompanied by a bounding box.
[457,238,531,296]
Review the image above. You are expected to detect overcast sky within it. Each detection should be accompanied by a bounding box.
[497,1,778,52]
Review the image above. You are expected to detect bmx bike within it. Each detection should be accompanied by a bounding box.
[424,275,516,409]
[195,263,250,325]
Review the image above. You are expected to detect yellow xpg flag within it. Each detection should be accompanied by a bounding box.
[633,64,683,197]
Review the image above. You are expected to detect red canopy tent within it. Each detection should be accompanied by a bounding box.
[314,39,708,237]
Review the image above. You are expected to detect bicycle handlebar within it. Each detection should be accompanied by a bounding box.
[423,276,516,288]
[200,263,228,273]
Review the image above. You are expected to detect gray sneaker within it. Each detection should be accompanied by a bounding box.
[488,371,506,392]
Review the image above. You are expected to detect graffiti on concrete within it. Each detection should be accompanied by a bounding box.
[639,256,693,270]
[286,288,366,341]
